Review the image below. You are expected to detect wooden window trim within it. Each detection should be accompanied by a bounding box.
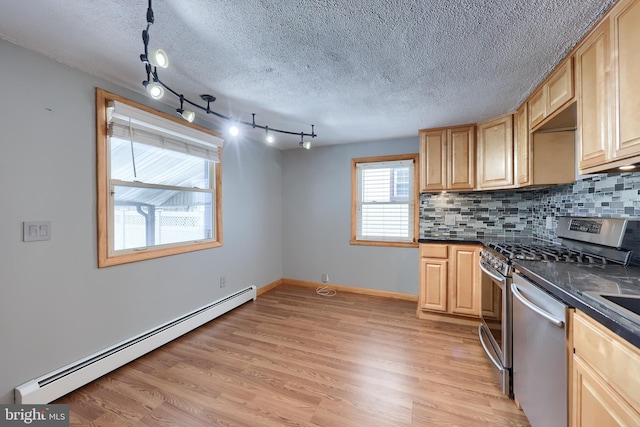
[350,153,419,248]
[96,88,223,267]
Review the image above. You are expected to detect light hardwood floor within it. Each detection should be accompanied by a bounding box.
[56,284,530,426]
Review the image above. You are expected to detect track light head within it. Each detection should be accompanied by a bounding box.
[176,95,195,122]
[177,108,195,122]
[143,80,164,99]
[146,49,169,68]
[229,124,239,137]
[264,127,274,144]
[299,133,311,149]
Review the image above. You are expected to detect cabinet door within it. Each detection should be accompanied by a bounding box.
[576,20,610,169]
[547,57,574,114]
[515,104,531,186]
[572,355,640,427]
[448,126,475,190]
[419,258,448,312]
[611,0,640,159]
[419,129,447,192]
[528,88,546,129]
[449,245,480,316]
[477,114,514,189]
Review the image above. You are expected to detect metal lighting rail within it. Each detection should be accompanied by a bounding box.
[139,0,317,146]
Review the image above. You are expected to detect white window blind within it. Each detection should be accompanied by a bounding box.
[107,100,223,162]
[356,159,414,242]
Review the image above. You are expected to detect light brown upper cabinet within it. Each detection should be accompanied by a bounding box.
[528,57,575,131]
[515,104,531,186]
[577,0,640,173]
[477,113,515,190]
[576,18,610,170]
[419,125,475,192]
[611,0,640,161]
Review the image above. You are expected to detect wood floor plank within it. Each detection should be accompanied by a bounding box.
[56,284,530,426]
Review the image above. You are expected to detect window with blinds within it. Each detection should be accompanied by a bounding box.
[96,89,224,267]
[352,154,418,245]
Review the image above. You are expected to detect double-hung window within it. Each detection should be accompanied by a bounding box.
[351,154,419,247]
[96,89,223,267]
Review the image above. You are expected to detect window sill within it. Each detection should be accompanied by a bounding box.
[349,239,419,248]
[99,240,222,267]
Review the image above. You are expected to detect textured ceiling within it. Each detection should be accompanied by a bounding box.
[0,0,615,149]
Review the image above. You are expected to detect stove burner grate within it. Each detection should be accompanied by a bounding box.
[486,243,608,265]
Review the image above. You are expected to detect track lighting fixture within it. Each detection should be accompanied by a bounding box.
[299,133,311,149]
[180,109,195,123]
[146,48,169,68]
[265,127,274,144]
[176,95,195,122]
[139,0,317,146]
[143,80,164,99]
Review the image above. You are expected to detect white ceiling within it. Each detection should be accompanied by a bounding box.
[0,0,615,149]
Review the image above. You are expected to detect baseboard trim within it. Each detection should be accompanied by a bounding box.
[257,279,283,296]
[281,278,418,301]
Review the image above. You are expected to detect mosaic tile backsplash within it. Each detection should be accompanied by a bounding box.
[420,171,640,241]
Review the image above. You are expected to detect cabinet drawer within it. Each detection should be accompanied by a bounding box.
[573,311,640,409]
[420,244,448,258]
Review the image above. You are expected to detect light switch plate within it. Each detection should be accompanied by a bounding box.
[23,221,51,242]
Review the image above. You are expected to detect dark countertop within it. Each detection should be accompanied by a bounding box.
[418,235,546,245]
[513,260,640,349]
[419,236,483,244]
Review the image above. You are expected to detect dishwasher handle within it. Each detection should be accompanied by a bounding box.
[511,282,564,328]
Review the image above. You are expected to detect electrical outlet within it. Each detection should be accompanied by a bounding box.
[321,273,329,283]
[546,216,553,230]
[219,276,226,288]
[444,214,456,226]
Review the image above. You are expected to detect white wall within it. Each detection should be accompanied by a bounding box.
[281,138,420,294]
[0,39,283,404]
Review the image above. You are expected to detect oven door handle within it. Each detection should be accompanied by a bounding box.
[479,262,506,285]
[478,325,504,371]
[511,282,564,328]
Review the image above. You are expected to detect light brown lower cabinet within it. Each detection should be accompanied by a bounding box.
[418,244,481,319]
[571,310,640,426]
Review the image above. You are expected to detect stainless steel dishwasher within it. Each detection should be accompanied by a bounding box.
[511,271,569,427]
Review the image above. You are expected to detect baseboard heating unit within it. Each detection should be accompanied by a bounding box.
[15,286,256,404]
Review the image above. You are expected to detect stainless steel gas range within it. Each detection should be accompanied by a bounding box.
[477,216,639,407]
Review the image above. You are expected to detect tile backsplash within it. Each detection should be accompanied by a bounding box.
[420,190,534,238]
[420,171,640,241]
